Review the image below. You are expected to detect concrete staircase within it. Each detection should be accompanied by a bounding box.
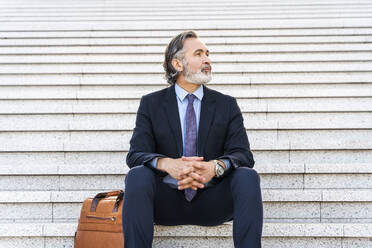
[0,0,372,247]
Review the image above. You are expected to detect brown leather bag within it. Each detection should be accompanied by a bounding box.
[74,190,124,248]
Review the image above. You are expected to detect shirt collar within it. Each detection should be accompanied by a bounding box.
[175,83,204,102]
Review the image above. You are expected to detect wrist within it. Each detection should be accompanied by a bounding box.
[212,160,226,178]
[209,161,216,176]
[157,157,170,172]
[217,159,226,170]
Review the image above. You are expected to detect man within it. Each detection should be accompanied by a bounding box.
[123,30,263,248]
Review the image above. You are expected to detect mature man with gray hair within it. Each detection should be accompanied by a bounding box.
[123,30,263,248]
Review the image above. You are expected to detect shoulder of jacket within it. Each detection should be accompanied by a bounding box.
[205,86,235,102]
[141,86,169,102]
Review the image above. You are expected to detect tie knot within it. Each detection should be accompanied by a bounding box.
[186,94,196,105]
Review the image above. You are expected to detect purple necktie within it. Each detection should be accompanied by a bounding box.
[184,94,197,202]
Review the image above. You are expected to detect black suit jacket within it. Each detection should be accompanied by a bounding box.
[126,84,255,179]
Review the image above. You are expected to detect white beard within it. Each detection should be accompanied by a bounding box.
[182,59,212,85]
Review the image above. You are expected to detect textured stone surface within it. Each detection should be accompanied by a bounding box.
[263,223,344,237]
[322,190,372,201]
[0,176,59,190]
[59,175,124,190]
[306,163,372,173]
[1,237,371,248]
[0,203,52,223]
[262,237,341,247]
[53,203,81,222]
[344,224,372,237]
[264,202,320,219]
[1,191,51,203]
[0,237,44,248]
[322,218,372,223]
[0,224,43,237]
[262,189,321,202]
[277,150,372,164]
[44,237,74,248]
[321,203,372,219]
[255,163,304,174]
[5,112,371,131]
[342,238,372,248]
[260,174,304,189]
[1,129,372,152]
[3,223,369,238]
[304,174,372,189]
[153,237,233,248]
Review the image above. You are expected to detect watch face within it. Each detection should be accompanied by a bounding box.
[217,165,224,176]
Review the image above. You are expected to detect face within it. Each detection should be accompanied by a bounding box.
[179,38,212,85]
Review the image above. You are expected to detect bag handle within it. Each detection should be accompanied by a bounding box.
[90,190,124,213]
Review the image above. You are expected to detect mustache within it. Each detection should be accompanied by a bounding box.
[202,65,212,71]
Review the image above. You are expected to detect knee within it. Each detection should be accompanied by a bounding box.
[231,167,260,187]
[125,165,156,193]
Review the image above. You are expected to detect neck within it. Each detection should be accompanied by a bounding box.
[176,76,201,93]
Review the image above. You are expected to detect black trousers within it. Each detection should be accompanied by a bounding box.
[122,165,263,248]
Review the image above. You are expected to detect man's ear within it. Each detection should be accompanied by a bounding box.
[171,58,183,72]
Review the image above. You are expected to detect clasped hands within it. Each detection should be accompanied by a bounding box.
[156,156,216,191]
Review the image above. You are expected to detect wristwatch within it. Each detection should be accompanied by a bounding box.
[213,160,225,178]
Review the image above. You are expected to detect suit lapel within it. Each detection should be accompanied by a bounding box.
[197,85,216,157]
[163,84,183,156]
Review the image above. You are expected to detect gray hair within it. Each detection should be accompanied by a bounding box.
[163,30,198,85]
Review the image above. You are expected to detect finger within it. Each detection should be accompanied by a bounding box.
[178,182,193,190]
[179,167,194,177]
[178,181,204,190]
[188,172,205,183]
[178,177,193,186]
[192,180,205,189]
[191,162,204,170]
[181,156,204,161]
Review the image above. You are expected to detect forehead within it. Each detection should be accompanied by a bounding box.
[183,38,208,54]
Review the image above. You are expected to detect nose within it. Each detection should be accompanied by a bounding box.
[203,55,211,64]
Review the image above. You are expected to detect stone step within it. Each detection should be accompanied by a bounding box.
[1,150,370,169]
[2,8,372,16]
[2,43,372,55]
[1,98,372,114]
[2,112,372,131]
[1,61,372,74]
[0,222,371,248]
[2,0,371,8]
[1,130,372,151]
[1,28,372,38]
[1,4,371,13]
[1,195,371,223]
[1,52,372,64]
[3,13,372,22]
[2,189,371,203]
[1,151,370,172]
[1,36,372,46]
[0,73,371,86]
[1,161,371,175]
[1,173,371,191]
[0,84,371,99]
[0,223,372,238]
[1,72,371,85]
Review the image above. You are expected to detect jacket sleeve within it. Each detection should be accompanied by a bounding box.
[217,97,255,169]
[126,96,167,175]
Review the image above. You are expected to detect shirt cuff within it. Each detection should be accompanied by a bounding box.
[150,157,158,168]
[221,159,231,170]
